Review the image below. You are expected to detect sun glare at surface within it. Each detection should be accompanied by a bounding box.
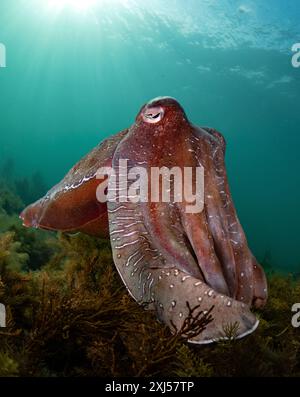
[47,0,98,13]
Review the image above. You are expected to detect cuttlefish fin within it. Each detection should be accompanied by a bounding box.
[20,129,128,237]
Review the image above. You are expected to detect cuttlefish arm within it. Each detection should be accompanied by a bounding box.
[191,126,267,308]
[107,97,262,344]
[20,129,128,237]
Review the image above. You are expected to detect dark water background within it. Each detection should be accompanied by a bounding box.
[0,0,299,272]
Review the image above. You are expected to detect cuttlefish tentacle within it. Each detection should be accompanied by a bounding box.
[251,254,268,308]
[197,127,238,298]
[142,201,203,279]
[210,134,254,304]
[198,127,254,303]
[107,171,258,345]
[206,127,267,306]
[152,269,259,344]
[178,127,231,296]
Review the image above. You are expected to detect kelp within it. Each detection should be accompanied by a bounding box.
[0,186,299,377]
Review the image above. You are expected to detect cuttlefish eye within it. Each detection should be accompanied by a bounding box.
[142,106,164,124]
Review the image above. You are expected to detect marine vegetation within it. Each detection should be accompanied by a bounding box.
[0,181,300,377]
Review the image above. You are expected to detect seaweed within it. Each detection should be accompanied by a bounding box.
[8,224,57,271]
[0,159,47,206]
[14,173,47,206]
[0,181,24,216]
[0,201,299,377]
[0,178,56,270]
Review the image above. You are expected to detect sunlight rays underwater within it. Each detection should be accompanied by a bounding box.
[0,0,300,270]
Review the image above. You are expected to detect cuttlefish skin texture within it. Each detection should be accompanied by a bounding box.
[20,97,267,344]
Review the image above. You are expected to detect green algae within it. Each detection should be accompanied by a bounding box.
[0,184,299,377]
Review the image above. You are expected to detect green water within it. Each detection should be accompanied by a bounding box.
[0,0,299,272]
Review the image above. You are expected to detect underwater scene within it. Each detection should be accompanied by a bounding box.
[0,0,300,378]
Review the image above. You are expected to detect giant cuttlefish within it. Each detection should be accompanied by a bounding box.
[20,97,267,344]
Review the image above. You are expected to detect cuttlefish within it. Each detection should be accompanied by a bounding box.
[20,97,267,344]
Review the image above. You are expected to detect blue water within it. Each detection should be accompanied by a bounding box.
[0,0,299,271]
